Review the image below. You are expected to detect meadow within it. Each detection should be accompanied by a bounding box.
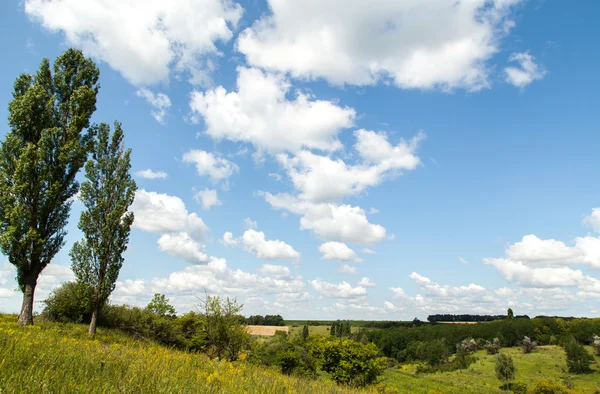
[0,314,374,394]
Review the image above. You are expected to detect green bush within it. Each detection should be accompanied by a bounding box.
[509,380,527,394]
[41,281,95,323]
[528,378,573,394]
[563,342,594,373]
[495,353,516,390]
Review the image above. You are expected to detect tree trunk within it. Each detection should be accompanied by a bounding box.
[89,306,98,335]
[17,276,37,326]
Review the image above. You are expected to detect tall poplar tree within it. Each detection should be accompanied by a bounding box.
[0,49,99,326]
[70,122,136,335]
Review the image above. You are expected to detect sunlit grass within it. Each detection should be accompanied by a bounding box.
[381,346,600,394]
[0,314,374,394]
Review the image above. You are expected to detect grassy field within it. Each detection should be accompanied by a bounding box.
[381,346,600,394]
[0,314,374,394]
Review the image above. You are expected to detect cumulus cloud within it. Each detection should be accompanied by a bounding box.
[241,229,300,260]
[409,272,485,297]
[338,264,357,274]
[362,248,376,255]
[222,231,240,247]
[504,52,546,88]
[310,279,367,298]
[182,150,239,182]
[244,217,258,229]
[484,258,590,288]
[136,89,171,123]
[276,130,424,202]
[257,264,291,278]
[357,277,376,287]
[319,242,362,263]
[25,0,243,85]
[194,189,222,210]
[131,189,211,262]
[237,0,521,90]
[262,192,387,244]
[584,208,600,232]
[135,169,168,179]
[189,67,356,154]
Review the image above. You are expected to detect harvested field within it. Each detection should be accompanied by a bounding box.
[247,325,289,336]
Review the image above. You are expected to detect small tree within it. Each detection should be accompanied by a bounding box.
[592,334,600,356]
[70,122,136,335]
[320,338,387,387]
[563,342,594,374]
[495,353,516,390]
[147,293,177,317]
[521,336,538,354]
[0,49,100,326]
[507,308,514,320]
[528,378,572,394]
[302,324,309,340]
[41,281,94,323]
[484,337,501,355]
[198,294,250,361]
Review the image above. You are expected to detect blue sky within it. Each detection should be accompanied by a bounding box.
[1,0,599,319]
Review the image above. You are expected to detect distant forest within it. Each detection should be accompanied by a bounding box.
[427,314,530,322]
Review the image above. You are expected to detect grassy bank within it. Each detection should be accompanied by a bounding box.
[0,314,373,394]
[381,346,600,394]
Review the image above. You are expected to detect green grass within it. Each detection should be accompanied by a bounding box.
[0,314,375,394]
[381,346,600,394]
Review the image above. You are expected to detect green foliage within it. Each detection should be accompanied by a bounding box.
[319,338,387,387]
[509,380,528,394]
[330,320,352,338]
[521,336,537,353]
[302,325,309,340]
[528,378,573,394]
[563,341,594,373]
[41,281,94,323]
[508,308,514,320]
[593,334,600,355]
[70,121,136,334]
[495,353,516,390]
[425,339,449,366]
[485,337,501,355]
[245,314,285,326]
[0,49,99,325]
[147,293,177,317]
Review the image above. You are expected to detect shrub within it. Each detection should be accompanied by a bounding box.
[521,336,537,353]
[563,342,594,373]
[495,353,516,390]
[528,378,573,394]
[484,337,501,355]
[456,337,478,354]
[593,334,600,355]
[426,339,449,366]
[320,338,387,387]
[510,380,528,394]
[41,281,94,323]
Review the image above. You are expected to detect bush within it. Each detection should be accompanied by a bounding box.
[484,337,501,355]
[593,334,600,355]
[563,342,594,373]
[41,281,94,323]
[320,338,387,387]
[425,339,449,366]
[521,336,537,353]
[509,380,528,394]
[495,353,516,390]
[456,337,478,354]
[528,378,573,394]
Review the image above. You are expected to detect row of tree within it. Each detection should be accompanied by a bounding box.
[244,314,285,326]
[0,49,136,334]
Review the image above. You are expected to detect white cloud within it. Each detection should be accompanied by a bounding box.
[136,89,171,123]
[222,231,240,247]
[131,189,212,263]
[276,130,424,202]
[338,264,357,274]
[25,0,243,85]
[182,150,239,182]
[310,279,366,298]
[257,264,291,278]
[241,229,300,260]
[362,248,376,255]
[319,241,362,263]
[504,52,546,88]
[189,67,356,154]
[459,256,469,264]
[484,258,591,288]
[357,277,376,287]
[194,189,222,210]
[135,169,168,179]
[390,287,406,299]
[157,233,209,264]
[584,208,600,232]
[244,217,258,229]
[263,192,387,244]
[237,0,521,91]
[505,234,580,265]
[409,272,486,297]
[131,189,208,241]
[384,301,400,312]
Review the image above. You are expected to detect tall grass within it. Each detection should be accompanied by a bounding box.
[0,314,374,394]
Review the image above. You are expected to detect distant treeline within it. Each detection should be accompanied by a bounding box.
[427,314,530,323]
[245,314,285,326]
